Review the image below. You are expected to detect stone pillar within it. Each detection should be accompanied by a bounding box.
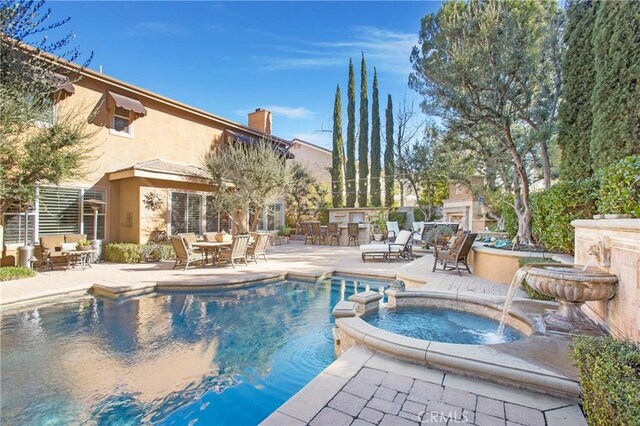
[572,219,640,342]
[348,291,383,314]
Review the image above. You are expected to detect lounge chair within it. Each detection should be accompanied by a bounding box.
[218,235,250,268]
[326,223,340,246]
[412,221,425,244]
[247,232,270,263]
[360,230,414,262]
[433,232,477,275]
[170,235,205,270]
[347,222,360,246]
[386,221,400,241]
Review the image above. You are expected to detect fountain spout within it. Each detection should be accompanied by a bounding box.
[587,238,611,268]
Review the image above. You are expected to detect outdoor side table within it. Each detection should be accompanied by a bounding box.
[61,249,96,270]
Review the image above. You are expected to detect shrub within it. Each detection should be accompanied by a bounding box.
[0,266,36,281]
[531,180,598,254]
[104,243,144,263]
[388,209,407,228]
[596,154,640,217]
[424,226,455,247]
[104,242,176,263]
[517,257,558,301]
[571,336,640,425]
[413,208,426,222]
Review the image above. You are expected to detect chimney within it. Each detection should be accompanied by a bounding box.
[248,108,272,135]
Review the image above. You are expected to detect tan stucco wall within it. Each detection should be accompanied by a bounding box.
[573,219,639,342]
[289,141,332,189]
[470,245,553,285]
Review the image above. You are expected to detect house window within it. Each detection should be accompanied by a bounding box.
[38,187,82,236]
[205,195,231,233]
[170,192,202,235]
[250,203,284,232]
[113,106,132,135]
[83,190,107,240]
[2,206,36,245]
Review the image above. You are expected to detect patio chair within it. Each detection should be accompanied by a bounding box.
[170,235,205,271]
[310,222,325,245]
[386,221,400,241]
[218,235,250,268]
[247,233,270,263]
[412,221,425,244]
[433,232,477,275]
[347,222,360,246]
[326,223,340,246]
[302,222,314,245]
[178,232,207,261]
[360,230,414,262]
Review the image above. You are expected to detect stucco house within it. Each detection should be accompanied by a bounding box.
[288,138,332,190]
[1,63,292,265]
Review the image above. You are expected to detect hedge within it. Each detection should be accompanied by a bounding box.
[0,266,36,281]
[596,154,640,217]
[388,210,407,229]
[571,336,640,425]
[104,243,175,264]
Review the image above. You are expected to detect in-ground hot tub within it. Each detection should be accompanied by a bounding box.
[332,288,582,401]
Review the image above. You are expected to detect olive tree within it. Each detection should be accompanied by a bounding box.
[204,139,292,233]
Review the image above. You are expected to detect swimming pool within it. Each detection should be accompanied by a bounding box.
[0,276,386,425]
[362,306,524,344]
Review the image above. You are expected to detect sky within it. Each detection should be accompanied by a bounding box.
[42,1,442,150]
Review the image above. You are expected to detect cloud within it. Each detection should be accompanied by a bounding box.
[234,106,315,119]
[257,26,417,75]
[264,105,315,119]
[291,132,332,150]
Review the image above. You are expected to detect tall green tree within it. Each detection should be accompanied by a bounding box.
[370,68,381,206]
[1,0,95,219]
[590,0,640,170]
[358,53,369,207]
[409,0,563,244]
[331,85,345,207]
[345,59,357,207]
[384,95,395,207]
[558,0,596,180]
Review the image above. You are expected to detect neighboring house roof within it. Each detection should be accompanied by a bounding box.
[290,138,332,155]
[226,129,294,159]
[108,159,211,184]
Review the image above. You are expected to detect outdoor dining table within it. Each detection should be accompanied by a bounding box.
[60,249,96,271]
[192,241,232,266]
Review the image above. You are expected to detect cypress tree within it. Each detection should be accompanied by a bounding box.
[358,53,369,207]
[345,59,357,207]
[331,85,345,207]
[558,0,596,180]
[370,68,381,206]
[384,95,395,207]
[590,0,640,170]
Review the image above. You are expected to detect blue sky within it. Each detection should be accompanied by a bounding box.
[45,1,441,149]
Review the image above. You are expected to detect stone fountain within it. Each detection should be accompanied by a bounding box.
[525,263,618,333]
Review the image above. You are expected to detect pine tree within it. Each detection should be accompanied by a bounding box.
[370,68,381,206]
[590,0,640,170]
[358,53,369,207]
[331,85,345,207]
[384,95,395,207]
[345,59,357,207]
[558,0,596,180]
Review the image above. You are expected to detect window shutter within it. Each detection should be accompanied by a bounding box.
[38,187,81,235]
[171,192,187,234]
[187,195,202,234]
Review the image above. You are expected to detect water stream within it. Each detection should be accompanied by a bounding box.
[496,265,532,335]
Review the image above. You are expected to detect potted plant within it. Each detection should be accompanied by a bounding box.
[372,212,387,241]
[76,239,92,251]
[215,231,233,243]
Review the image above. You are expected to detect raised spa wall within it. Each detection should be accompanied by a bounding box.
[573,219,640,342]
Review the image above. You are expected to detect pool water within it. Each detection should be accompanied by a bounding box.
[362,306,524,344]
[0,276,385,426]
